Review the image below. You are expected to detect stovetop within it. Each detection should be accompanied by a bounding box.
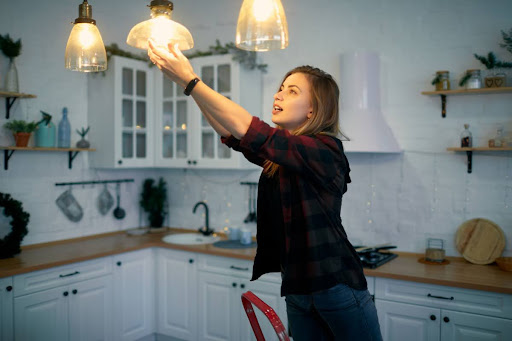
[358,251,398,269]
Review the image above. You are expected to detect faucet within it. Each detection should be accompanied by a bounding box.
[193,201,214,236]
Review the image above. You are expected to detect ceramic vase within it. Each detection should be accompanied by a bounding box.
[5,59,19,93]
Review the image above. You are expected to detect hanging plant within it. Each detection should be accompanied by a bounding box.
[0,193,29,259]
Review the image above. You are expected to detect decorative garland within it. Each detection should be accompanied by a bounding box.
[0,193,29,259]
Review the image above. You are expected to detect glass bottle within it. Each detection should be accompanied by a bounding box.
[58,107,71,148]
[5,58,19,93]
[435,71,450,91]
[460,124,472,147]
[493,126,504,148]
[465,69,482,89]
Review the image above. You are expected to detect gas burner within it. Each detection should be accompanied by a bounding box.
[358,251,398,269]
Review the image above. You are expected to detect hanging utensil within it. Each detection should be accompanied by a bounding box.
[113,183,126,220]
[56,187,83,222]
[97,184,114,215]
[244,185,253,223]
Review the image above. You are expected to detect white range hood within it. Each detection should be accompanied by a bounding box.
[339,52,401,153]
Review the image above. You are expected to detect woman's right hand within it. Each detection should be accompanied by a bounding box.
[148,39,197,89]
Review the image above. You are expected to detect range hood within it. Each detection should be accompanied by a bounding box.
[339,52,401,153]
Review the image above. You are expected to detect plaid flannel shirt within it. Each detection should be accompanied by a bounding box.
[222,117,367,296]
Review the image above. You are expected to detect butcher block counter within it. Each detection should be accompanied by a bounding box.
[0,228,511,294]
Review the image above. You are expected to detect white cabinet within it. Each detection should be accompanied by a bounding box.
[13,257,113,341]
[0,277,13,341]
[112,249,155,341]
[156,248,198,340]
[375,278,512,341]
[154,54,262,169]
[197,254,287,341]
[88,56,155,168]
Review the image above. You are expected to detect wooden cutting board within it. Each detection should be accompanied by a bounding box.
[455,218,506,264]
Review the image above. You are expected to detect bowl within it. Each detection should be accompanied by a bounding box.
[495,257,512,272]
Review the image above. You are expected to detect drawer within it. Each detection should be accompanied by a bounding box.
[375,278,512,319]
[13,256,112,297]
[197,254,253,279]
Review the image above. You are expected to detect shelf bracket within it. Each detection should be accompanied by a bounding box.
[4,150,15,170]
[466,150,472,174]
[5,97,18,119]
[68,151,80,169]
[440,94,446,118]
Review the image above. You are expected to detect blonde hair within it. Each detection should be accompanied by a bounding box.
[264,66,341,176]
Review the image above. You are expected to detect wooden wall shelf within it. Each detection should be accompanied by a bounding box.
[446,147,512,173]
[0,91,37,119]
[421,87,512,117]
[0,146,96,170]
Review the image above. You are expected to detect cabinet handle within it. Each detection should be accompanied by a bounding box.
[59,271,80,278]
[241,284,245,289]
[63,291,69,297]
[427,293,454,300]
[232,282,237,288]
[117,261,122,266]
[430,315,436,321]
[443,316,450,323]
[6,285,13,292]
[72,289,78,295]
[230,265,249,271]
[189,259,194,264]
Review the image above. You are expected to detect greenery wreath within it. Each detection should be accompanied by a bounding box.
[0,192,29,259]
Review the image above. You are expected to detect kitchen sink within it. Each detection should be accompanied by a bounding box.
[162,233,220,245]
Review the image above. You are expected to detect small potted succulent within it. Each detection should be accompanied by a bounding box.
[76,126,90,148]
[3,119,37,147]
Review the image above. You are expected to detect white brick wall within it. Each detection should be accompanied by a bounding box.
[0,0,510,256]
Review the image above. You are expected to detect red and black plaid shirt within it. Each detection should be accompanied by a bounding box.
[222,117,367,296]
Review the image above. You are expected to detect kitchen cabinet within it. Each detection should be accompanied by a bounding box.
[196,254,287,341]
[0,277,13,341]
[153,53,262,169]
[374,277,512,341]
[88,56,155,168]
[156,248,198,340]
[13,256,113,341]
[112,248,155,341]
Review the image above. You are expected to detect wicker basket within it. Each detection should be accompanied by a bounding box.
[495,257,512,272]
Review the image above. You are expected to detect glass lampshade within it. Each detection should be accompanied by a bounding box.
[65,22,107,72]
[236,0,289,51]
[126,0,193,51]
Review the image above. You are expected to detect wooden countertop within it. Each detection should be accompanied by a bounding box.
[1,228,511,294]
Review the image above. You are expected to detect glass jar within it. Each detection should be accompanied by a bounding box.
[493,126,504,148]
[465,69,482,89]
[435,71,450,91]
[460,124,472,147]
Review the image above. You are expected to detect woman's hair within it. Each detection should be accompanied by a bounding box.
[264,65,341,176]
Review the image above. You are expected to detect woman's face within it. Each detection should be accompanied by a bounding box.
[272,73,313,131]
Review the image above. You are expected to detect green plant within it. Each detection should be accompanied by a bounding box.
[500,28,512,55]
[431,74,442,85]
[4,120,37,133]
[458,72,472,87]
[140,178,168,228]
[76,126,90,138]
[474,52,512,69]
[37,111,53,127]
[105,43,153,67]
[0,34,22,60]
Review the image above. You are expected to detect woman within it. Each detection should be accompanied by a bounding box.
[149,40,382,340]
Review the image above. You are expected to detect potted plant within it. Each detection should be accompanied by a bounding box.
[0,34,22,92]
[140,178,168,231]
[3,119,37,147]
[76,126,90,148]
[474,52,512,87]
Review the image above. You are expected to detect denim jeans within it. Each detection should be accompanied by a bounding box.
[285,283,383,341]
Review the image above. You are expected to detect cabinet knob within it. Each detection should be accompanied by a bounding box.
[189,259,194,264]
[117,261,122,266]
[232,282,237,288]
[187,160,192,165]
[6,285,13,292]
[240,284,245,289]
[63,291,69,297]
[443,316,450,323]
[72,289,78,295]
[118,160,123,165]
[430,315,436,321]
[192,160,197,165]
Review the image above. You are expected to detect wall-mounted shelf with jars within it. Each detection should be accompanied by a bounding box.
[0,91,37,119]
[446,147,512,173]
[0,146,95,170]
[421,87,512,117]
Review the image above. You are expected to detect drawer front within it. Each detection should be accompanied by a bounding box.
[375,278,512,319]
[197,254,253,279]
[13,256,112,297]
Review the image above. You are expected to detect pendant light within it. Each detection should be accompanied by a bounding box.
[126,0,193,51]
[236,0,289,51]
[65,0,107,72]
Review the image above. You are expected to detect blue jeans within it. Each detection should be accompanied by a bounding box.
[285,283,383,341]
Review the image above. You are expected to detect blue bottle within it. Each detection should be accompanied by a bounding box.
[58,107,71,148]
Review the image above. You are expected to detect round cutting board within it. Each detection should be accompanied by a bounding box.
[455,218,506,264]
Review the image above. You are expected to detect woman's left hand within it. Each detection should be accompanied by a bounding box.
[148,39,197,89]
